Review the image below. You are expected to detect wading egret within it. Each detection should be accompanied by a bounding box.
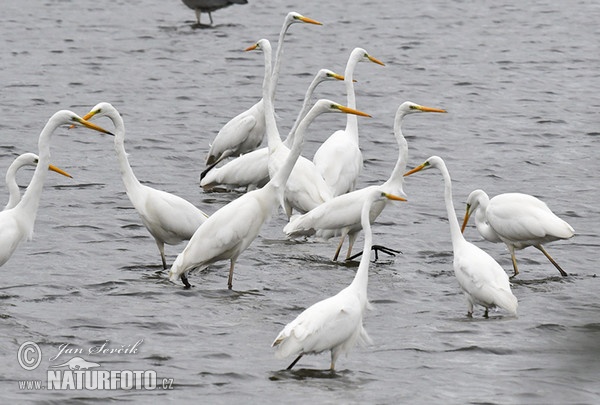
[169,39,371,289]
[81,102,209,269]
[200,68,345,192]
[461,189,574,277]
[272,190,406,370]
[181,0,248,26]
[404,156,518,318]
[313,47,385,197]
[201,12,322,176]
[285,102,446,261]
[4,153,71,210]
[0,110,112,267]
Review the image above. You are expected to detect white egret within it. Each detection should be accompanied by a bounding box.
[313,48,385,197]
[181,0,248,26]
[285,102,446,261]
[201,12,322,176]
[200,68,345,192]
[404,156,518,318]
[461,189,574,277]
[169,39,371,289]
[272,189,406,371]
[4,153,72,211]
[81,102,209,269]
[0,110,112,267]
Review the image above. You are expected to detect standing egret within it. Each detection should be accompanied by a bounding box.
[313,48,385,197]
[272,190,406,371]
[461,190,574,278]
[181,0,248,26]
[201,12,322,176]
[285,102,446,261]
[4,153,72,210]
[404,156,518,317]
[200,68,345,192]
[81,102,209,269]
[0,110,112,267]
[169,39,371,289]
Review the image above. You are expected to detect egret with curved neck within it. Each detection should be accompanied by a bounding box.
[81,102,209,270]
[4,153,71,211]
[313,47,385,197]
[273,190,406,371]
[0,110,112,267]
[461,189,574,278]
[404,156,518,318]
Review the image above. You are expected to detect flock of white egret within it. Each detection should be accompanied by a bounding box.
[1,10,575,371]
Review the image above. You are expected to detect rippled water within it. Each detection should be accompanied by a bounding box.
[1,0,599,403]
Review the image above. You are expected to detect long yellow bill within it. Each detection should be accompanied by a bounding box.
[368,55,386,66]
[48,164,72,178]
[297,16,322,25]
[416,105,447,113]
[460,206,472,233]
[336,105,371,117]
[71,116,113,136]
[383,192,407,202]
[404,162,430,177]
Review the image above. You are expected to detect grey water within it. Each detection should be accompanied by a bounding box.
[1,0,599,403]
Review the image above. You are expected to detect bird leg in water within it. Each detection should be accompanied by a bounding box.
[181,274,192,289]
[484,308,489,318]
[535,245,568,277]
[286,354,303,370]
[332,235,346,261]
[346,245,402,262]
[156,240,167,270]
[509,251,520,279]
[227,260,236,290]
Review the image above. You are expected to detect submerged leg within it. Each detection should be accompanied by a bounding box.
[156,240,167,269]
[194,9,201,25]
[208,12,214,25]
[484,308,489,318]
[286,354,303,370]
[181,273,192,289]
[535,245,568,277]
[227,260,236,289]
[508,246,519,278]
[332,234,346,262]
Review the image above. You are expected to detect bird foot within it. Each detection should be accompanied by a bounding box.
[346,245,401,262]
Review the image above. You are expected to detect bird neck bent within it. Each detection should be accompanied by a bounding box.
[4,160,24,210]
[382,114,409,194]
[16,116,59,227]
[439,161,464,250]
[110,111,142,193]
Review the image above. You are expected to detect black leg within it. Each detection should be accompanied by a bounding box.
[181,274,192,289]
[286,354,303,370]
[346,245,401,261]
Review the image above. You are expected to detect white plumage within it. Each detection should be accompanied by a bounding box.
[405,156,518,317]
[82,102,209,269]
[461,189,574,277]
[272,189,406,370]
